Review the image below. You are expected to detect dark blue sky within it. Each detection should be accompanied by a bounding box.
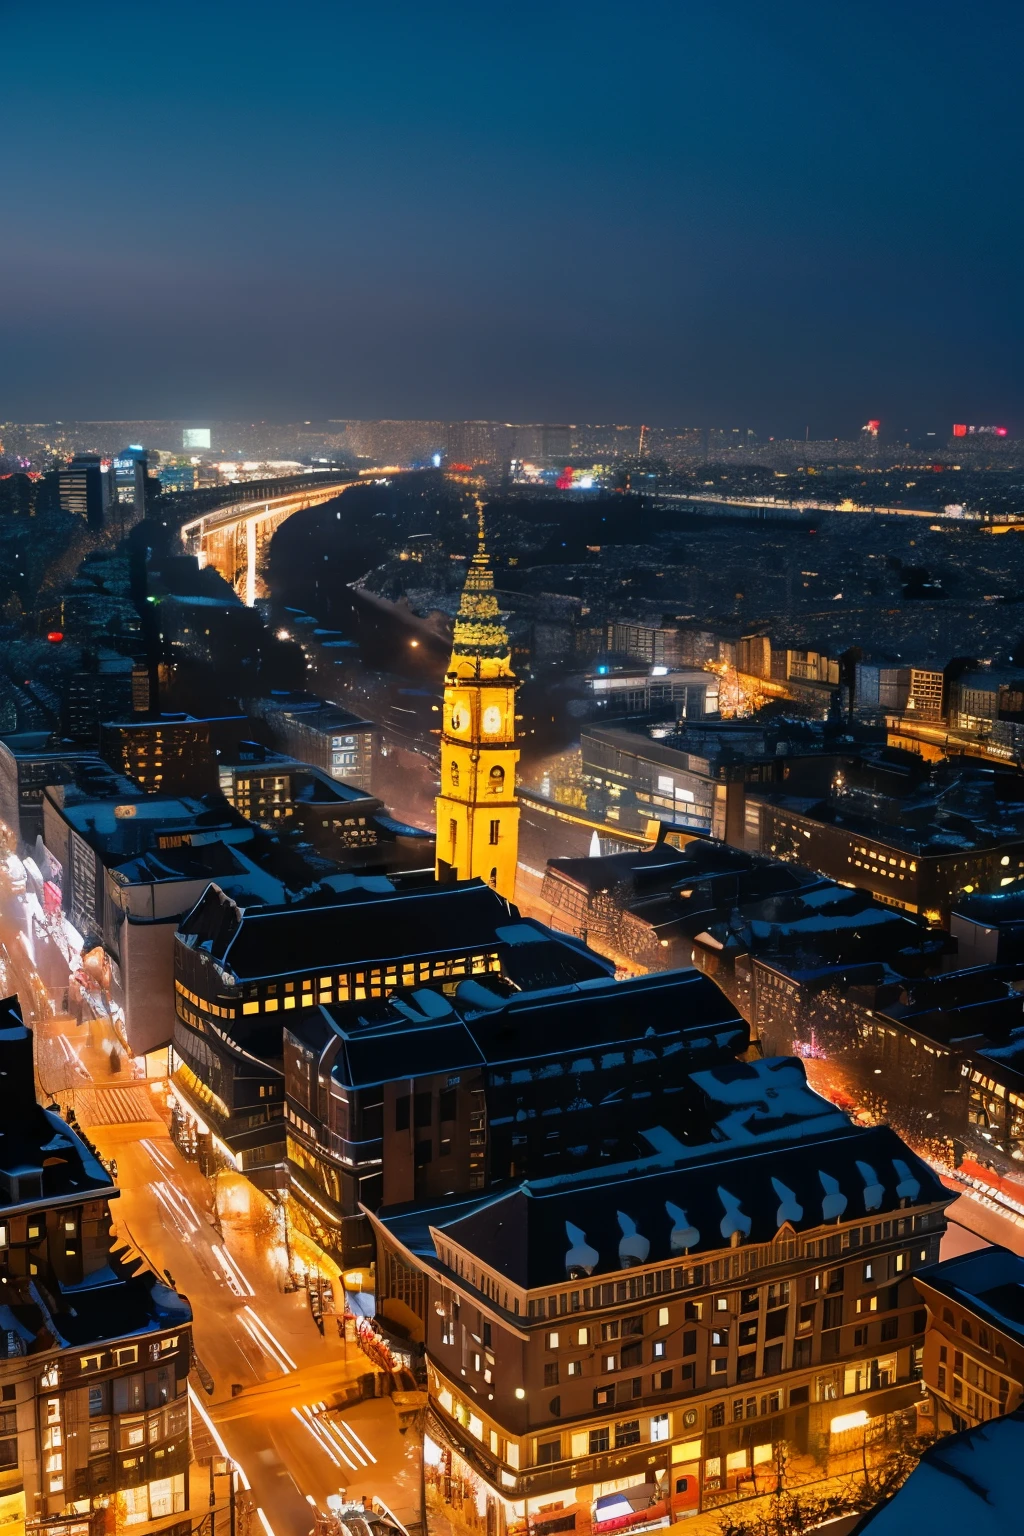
[3,0,1022,435]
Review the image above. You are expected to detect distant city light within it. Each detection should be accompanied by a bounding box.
[432,453,442,467]
[46,630,64,643]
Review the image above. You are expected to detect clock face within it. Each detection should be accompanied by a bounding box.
[482,704,502,735]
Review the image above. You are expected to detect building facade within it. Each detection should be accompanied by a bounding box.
[914,1247,1024,1435]
[169,881,604,1201]
[281,966,739,1269]
[0,1000,193,1536]
[372,1057,949,1532]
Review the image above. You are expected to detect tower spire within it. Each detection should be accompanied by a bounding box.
[435,500,520,900]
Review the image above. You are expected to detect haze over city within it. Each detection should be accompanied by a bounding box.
[5,0,1024,432]
[4,7,1024,1536]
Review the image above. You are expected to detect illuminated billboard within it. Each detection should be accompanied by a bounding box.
[183,428,212,450]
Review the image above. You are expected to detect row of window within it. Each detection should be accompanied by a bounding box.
[516,1226,926,1322]
[536,1414,672,1464]
[939,1309,1011,1360]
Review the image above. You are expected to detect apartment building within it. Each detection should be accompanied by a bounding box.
[371,1056,949,1531]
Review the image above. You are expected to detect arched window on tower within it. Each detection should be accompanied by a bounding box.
[489,867,498,888]
[488,764,504,794]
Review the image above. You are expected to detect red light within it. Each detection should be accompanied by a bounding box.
[556,465,574,490]
[952,423,967,437]
[867,419,880,431]
[997,427,1008,436]
[46,631,64,643]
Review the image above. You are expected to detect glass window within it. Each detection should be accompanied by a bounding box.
[119,1417,145,1450]
[650,1413,670,1442]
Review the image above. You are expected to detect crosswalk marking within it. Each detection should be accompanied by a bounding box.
[78,1085,162,1126]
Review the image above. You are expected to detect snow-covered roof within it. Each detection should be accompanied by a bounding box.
[854,1409,1024,1534]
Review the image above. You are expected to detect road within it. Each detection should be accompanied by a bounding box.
[70,1100,422,1536]
[658,491,972,520]
[801,1056,1024,1260]
[28,1005,423,1536]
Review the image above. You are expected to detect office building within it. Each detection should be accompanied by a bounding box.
[281,966,741,1268]
[100,712,248,796]
[42,777,258,1056]
[947,670,1024,731]
[0,735,109,847]
[111,446,148,520]
[949,889,1024,966]
[247,695,376,794]
[58,453,106,530]
[61,651,136,747]
[745,756,1024,924]
[605,623,686,669]
[0,1000,193,1534]
[170,881,607,1194]
[585,669,719,720]
[580,720,842,843]
[854,662,944,725]
[217,744,434,870]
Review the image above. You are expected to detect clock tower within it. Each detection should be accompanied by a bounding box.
[435,512,519,899]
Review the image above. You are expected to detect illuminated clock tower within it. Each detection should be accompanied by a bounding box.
[435,511,519,900]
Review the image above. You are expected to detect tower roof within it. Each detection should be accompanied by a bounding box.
[451,505,510,661]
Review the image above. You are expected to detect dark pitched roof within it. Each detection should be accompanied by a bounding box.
[318,968,746,1089]
[380,1059,948,1288]
[916,1246,1024,1344]
[178,880,517,978]
[852,1408,1024,1533]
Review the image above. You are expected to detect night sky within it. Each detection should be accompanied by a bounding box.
[3,0,1022,435]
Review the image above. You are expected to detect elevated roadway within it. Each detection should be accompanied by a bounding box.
[657,491,977,521]
[179,469,400,604]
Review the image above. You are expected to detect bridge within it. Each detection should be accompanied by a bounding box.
[178,469,395,604]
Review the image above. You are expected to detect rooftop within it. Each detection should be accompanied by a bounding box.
[176,879,609,983]
[916,1245,1024,1343]
[853,1407,1024,1535]
[379,1057,947,1289]
[299,966,745,1089]
[755,759,1024,859]
[50,787,250,860]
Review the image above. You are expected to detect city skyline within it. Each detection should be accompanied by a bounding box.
[5,5,1024,1532]
[4,1,1024,432]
